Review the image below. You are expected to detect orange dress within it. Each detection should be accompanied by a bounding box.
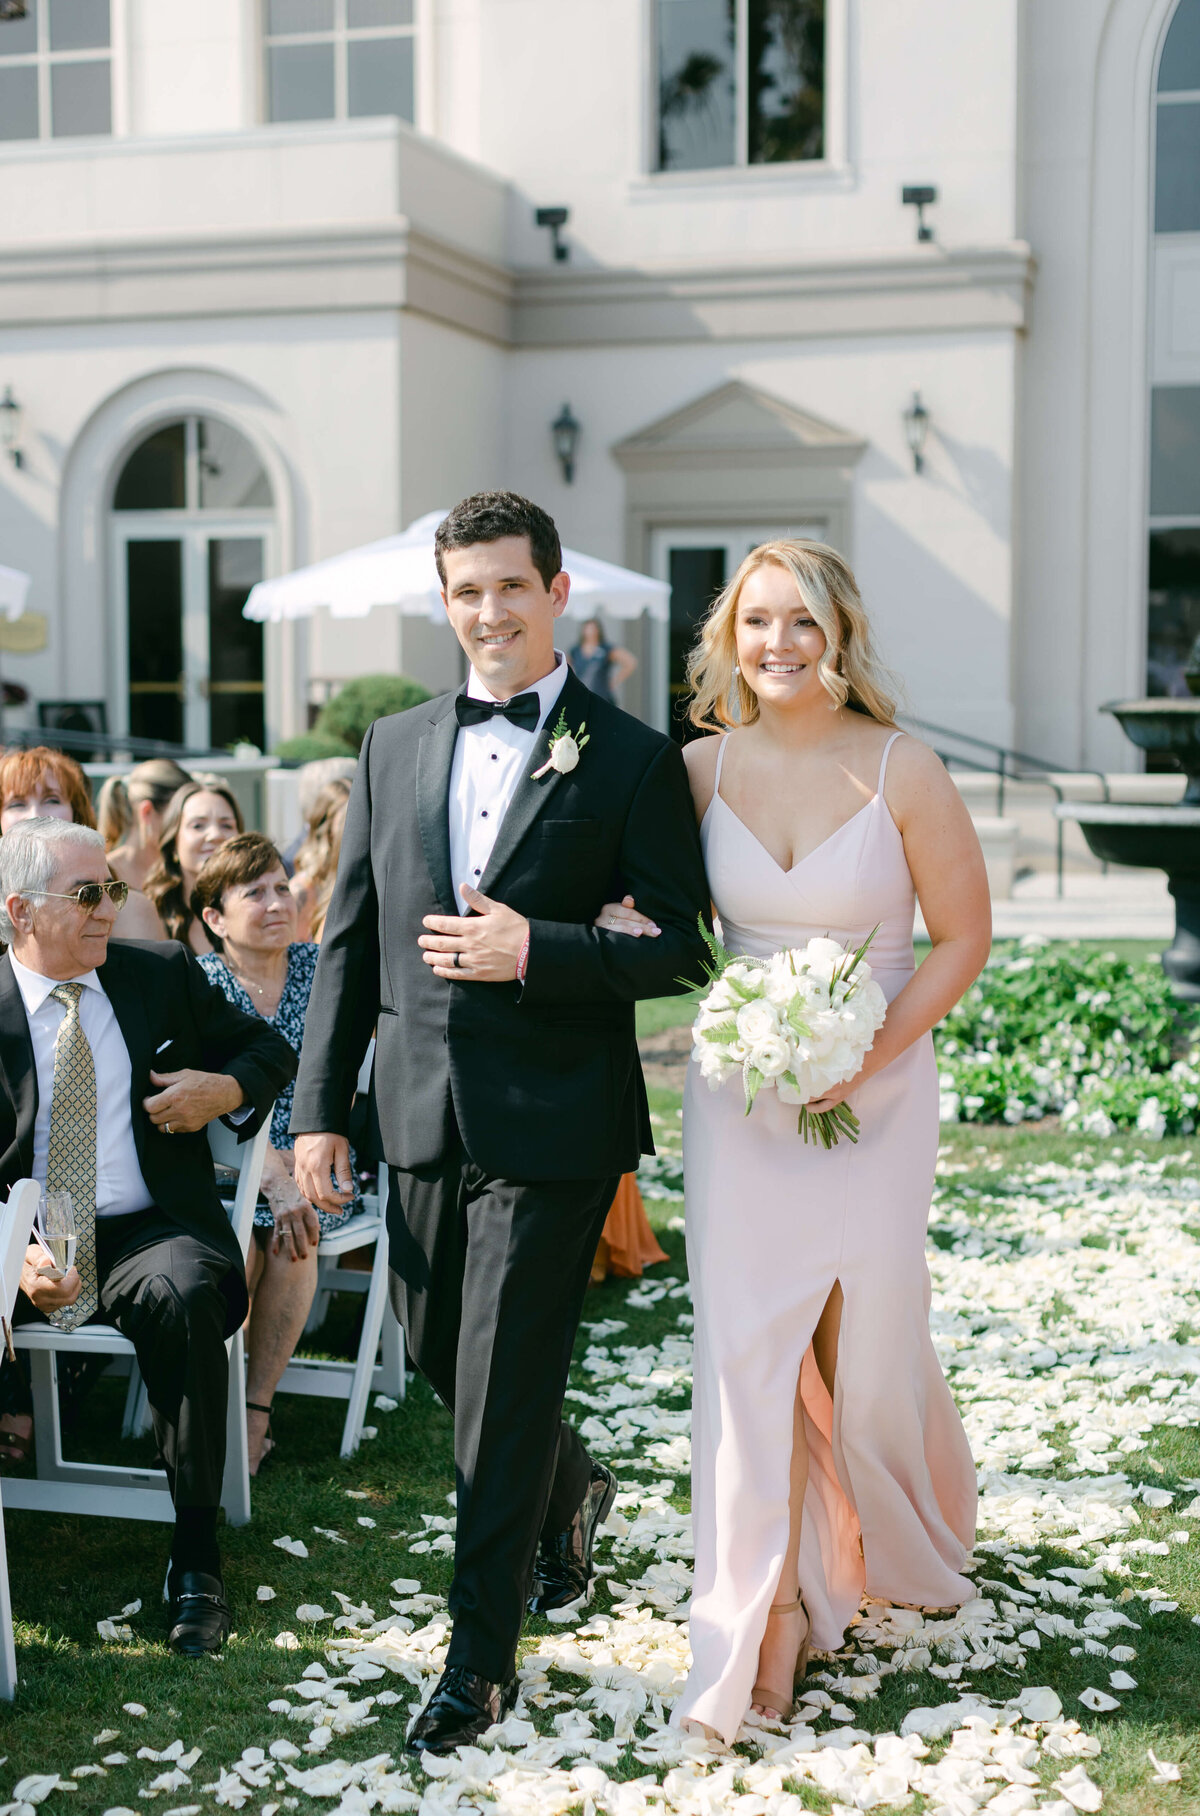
[591,1173,668,1284]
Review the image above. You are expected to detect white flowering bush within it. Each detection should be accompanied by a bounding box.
[935,938,1200,1134]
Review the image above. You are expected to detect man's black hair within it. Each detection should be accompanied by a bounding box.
[434,491,563,591]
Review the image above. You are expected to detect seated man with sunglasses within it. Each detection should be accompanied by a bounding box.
[0,819,295,1654]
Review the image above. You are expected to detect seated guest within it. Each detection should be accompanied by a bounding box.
[98,757,193,895]
[194,833,363,1473]
[0,818,295,1654]
[0,747,163,941]
[146,780,242,953]
[290,778,352,943]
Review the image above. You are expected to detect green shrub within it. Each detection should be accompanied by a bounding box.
[316,674,432,752]
[271,731,357,766]
[935,939,1200,1135]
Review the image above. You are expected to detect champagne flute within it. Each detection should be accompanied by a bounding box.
[37,1191,76,1279]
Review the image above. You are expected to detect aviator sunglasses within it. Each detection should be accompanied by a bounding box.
[27,880,130,911]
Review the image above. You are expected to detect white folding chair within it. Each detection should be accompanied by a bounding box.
[275,1039,405,1458]
[0,1179,40,1700]
[5,1114,272,1529]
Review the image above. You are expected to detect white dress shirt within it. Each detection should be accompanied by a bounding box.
[448,655,570,914]
[9,952,155,1218]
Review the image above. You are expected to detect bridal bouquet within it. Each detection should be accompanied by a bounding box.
[691,924,887,1148]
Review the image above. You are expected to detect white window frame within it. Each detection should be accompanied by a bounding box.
[642,0,848,185]
[261,0,420,127]
[0,0,114,142]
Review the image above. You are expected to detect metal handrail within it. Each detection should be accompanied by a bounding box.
[4,725,230,763]
[907,717,1112,898]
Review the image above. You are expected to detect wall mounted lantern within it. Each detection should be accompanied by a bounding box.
[0,387,25,469]
[552,403,581,484]
[903,390,930,474]
[0,2,29,19]
[535,205,570,263]
[901,184,938,243]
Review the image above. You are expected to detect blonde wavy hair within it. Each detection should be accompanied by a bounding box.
[687,540,899,731]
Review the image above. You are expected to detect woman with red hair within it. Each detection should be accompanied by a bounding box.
[0,746,163,941]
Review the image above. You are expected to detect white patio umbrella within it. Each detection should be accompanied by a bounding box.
[0,564,31,621]
[242,510,669,623]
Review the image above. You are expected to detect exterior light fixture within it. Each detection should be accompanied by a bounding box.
[0,387,25,469]
[535,205,570,262]
[0,2,29,19]
[903,390,930,474]
[552,403,581,484]
[901,184,938,243]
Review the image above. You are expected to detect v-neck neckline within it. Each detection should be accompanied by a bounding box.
[708,789,877,876]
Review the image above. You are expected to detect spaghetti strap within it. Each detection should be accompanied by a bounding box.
[877,730,905,796]
[713,733,732,791]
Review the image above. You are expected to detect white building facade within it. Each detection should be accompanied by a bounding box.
[0,0,1195,769]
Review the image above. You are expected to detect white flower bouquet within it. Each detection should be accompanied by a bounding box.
[691,923,887,1148]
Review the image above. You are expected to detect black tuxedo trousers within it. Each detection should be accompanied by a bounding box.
[389,1126,618,1682]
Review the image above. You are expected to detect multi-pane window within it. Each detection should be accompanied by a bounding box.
[655,0,824,173]
[264,0,416,126]
[1156,0,1200,232]
[0,0,111,142]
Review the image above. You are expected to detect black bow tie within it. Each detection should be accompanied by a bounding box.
[455,692,542,733]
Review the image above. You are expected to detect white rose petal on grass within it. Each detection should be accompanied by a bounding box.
[256,1586,276,1602]
[1108,1645,1137,1662]
[272,1536,309,1559]
[1109,1669,1137,1690]
[121,1704,146,1718]
[356,1517,376,1529]
[93,1732,120,1746]
[373,1395,398,1412]
[1054,1764,1104,1811]
[1148,1748,1183,1784]
[102,1754,130,1766]
[14,1775,61,1804]
[1078,1686,1120,1712]
[274,1631,301,1650]
[343,1489,369,1500]
[359,1425,378,1440]
[295,1604,329,1623]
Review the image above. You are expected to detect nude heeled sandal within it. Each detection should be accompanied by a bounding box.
[750,1597,812,1723]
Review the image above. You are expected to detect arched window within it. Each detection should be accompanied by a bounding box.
[1148,0,1200,702]
[111,418,274,751]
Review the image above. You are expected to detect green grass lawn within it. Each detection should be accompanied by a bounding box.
[2,1057,1199,1811]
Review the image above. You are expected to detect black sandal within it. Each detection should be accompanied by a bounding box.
[246,1400,276,1474]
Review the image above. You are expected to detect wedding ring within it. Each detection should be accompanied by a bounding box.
[164,1121,172,1134]
[454,951,461,968]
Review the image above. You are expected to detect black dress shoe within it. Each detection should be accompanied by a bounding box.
[166,1569,232,1657]
[405,1665,518,1756]
[528,1462,617,1615]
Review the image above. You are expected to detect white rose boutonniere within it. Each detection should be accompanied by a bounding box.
[532,707,590,780]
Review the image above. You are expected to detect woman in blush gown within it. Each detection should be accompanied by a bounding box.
[599,541,990,1745]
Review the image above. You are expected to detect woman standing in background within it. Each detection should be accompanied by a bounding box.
[568,617,638,706]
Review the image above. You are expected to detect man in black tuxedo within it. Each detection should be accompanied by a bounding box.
[0,818,295,1654]
[293,492,710,1753]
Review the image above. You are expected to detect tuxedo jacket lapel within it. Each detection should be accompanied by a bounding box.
[416,693,461,915]
[479,669,588,898]
[0,957,36,1175]
[99,949,153,1168]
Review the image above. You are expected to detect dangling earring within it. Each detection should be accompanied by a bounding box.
[733,663,740,677]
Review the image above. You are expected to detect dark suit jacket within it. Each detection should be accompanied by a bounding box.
[291,668,711,1180]
[0,940,297,1334]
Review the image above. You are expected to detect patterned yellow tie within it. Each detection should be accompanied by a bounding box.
[45,982,98,1333]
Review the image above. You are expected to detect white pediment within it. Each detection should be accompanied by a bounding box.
[613,380,867,468]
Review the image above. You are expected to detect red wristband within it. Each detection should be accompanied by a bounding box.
[516,930,531,985]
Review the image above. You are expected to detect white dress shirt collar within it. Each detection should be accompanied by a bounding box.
[8,952,104,1014]
[464,651,569,723]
